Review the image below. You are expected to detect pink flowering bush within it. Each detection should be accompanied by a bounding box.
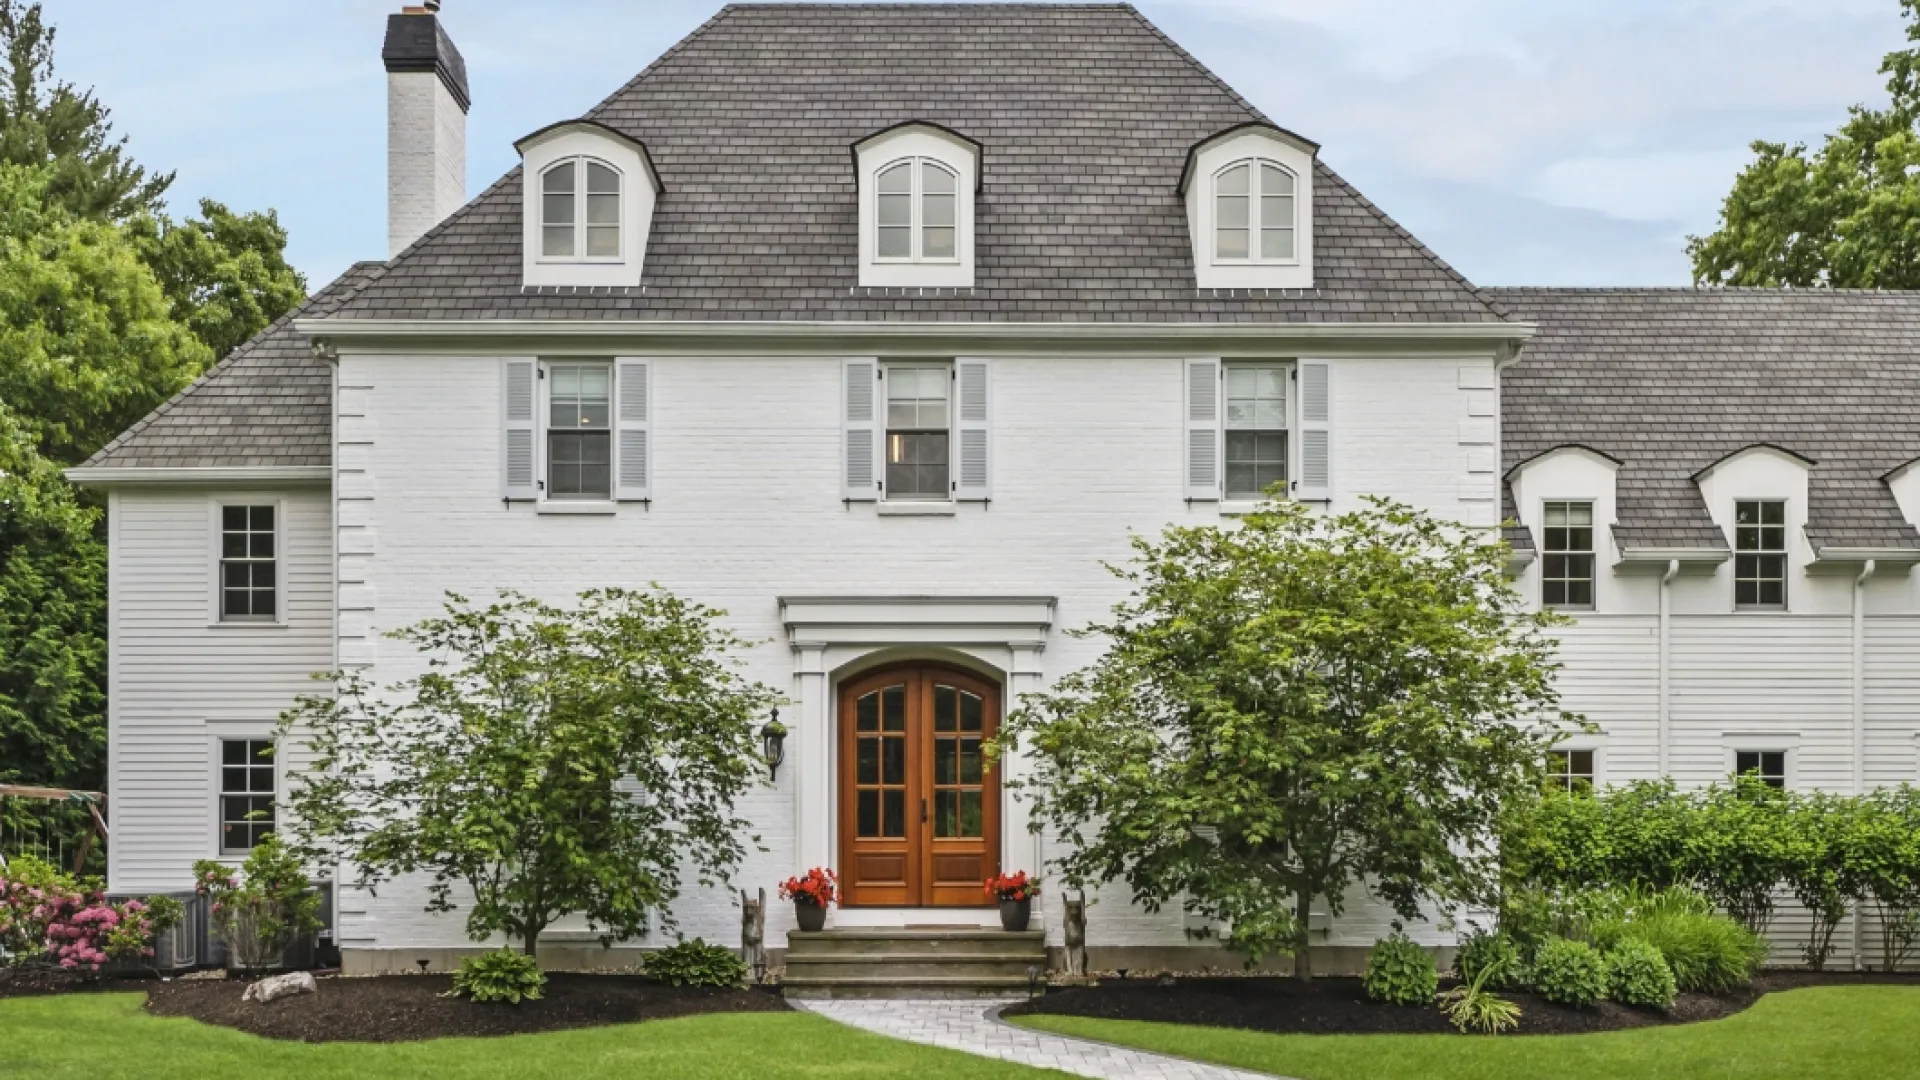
[0,856,181,975]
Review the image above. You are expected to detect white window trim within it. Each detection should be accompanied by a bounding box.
[855,124,977,288]
[207,730,280,862]
[879,359,955,503]
[1217,358,1297,511]
[1732,496,1790,612]
[1547,740,1604,791]
[873,157,962,266]
[535,156,625,267]
[1721,734,1799,789]
[1183,127,1316,290]
[1539,498,1598,612]
[516,122,659,289]
[535,358,619,508]
[206,495,286,628]
[1211,158,1301,267]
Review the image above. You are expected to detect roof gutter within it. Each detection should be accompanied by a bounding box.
[1616,547,1729,565]
[295,317,1537,346]
[64,465,332,488]
[1815,546,1920,564]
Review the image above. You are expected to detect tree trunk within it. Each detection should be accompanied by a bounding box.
[1293,890,1314,983]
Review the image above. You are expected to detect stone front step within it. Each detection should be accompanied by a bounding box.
[783,928,1047,998]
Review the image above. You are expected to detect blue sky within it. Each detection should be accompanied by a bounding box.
[51,0,1908,289]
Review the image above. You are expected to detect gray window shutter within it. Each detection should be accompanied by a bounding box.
[615,359,650,501]
[954,359,990,501]
[1296,360,1332,502]
[844,358,880,501]
[1184,358,1220,500]
[502,358,537,500]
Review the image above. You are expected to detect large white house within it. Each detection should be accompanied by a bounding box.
[70,3,1920,977]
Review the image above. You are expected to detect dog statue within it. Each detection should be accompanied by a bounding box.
[1062,890,1088,978]
[740,888,767,981]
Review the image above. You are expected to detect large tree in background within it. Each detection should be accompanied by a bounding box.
[129,201,306,362]
[0,401,105,790]
[1690,0,1920,287]
[999,499,1576,980]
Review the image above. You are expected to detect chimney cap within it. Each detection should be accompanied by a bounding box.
[383,9,469,112]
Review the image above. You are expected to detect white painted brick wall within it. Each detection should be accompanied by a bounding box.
[387,72,465,258]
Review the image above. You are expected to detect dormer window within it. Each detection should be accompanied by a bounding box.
[515,119,661,288]
[854,122,980,288]
[540,158,622,259]
[1214,160,1296,263]
[877,159,959,262]
[1180,122,1318,290]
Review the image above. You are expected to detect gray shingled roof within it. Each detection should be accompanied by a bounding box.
[1494,287,1920,554]
[323,3,1502,325]
[81,264,381,470]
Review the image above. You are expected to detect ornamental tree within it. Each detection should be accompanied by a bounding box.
[999,498,1575,980]
[281,588,780,956]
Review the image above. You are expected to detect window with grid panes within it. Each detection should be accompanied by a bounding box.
[539,158,621,259]
[546,362,612,499]
[1541,501,1595,609]
[1735,749,1787,790]
[220,738,275,854]
[1224,364,1289,499]
[1734,500,1787,608]
[219,505,275,621]
[876,158,958,262]
[1214,159,1298,262]
[884,364,949,499]
[1546,749,1596,794]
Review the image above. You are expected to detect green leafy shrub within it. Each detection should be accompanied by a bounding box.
[1454,930,1523,990]
[644,937,747,988]
[1438,957,1521,1034]
[1531,937,1605,1008]
[193,834,322,974]
[449,950,546,1004]
[1622,909,1769,993]
[1363,933,1437,1006]
[1604,938,1677,1009]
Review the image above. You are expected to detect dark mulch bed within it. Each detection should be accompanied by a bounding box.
[1005,970,1920,1037]
[0,968,157,1000]
[144,972,789,1043]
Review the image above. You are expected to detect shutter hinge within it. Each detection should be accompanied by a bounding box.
[538,368,546,380]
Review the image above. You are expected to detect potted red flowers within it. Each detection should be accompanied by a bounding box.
[779,867,837,932]
[985,870,1040,932]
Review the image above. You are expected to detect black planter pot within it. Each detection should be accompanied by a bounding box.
[999,897,1032,932]
[794,900,828,932]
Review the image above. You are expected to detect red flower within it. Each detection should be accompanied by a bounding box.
[779,867,839,907]
[985,870,1040,902]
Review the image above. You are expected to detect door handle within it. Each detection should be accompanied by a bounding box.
[921,798,928,824]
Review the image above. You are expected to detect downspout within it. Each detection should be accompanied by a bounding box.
[1657,560,1679,777]
[1851,559,1875,970]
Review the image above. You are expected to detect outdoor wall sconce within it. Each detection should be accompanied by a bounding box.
[761,709,787,781]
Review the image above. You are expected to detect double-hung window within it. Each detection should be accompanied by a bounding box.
[1224,363,1288,500]
[219,505,276,621]
[1734,500,1787,609]
[1541,501,1595,609]
[1546,749,1596,794]
[1734,749,1788,790]
[546,362,613,500]
[219,738,275,854]
[884,364,950,500]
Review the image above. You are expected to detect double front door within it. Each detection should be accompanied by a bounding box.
[838,665,1000,907]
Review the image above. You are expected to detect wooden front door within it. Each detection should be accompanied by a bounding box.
[838,665,1000,907]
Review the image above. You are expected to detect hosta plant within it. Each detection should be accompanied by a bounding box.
[1362,932,1438,1006]
[645,937,747,988]
[449,949,546,1004]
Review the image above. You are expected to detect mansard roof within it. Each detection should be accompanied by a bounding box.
[1494,287,1920,553]
[322,3,1502,325]
[77,264,381,472]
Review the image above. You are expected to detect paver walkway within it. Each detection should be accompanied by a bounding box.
[794,997,1289,1080]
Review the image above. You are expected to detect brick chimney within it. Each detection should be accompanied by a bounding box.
[381,2,469,257]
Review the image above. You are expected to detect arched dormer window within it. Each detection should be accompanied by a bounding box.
[1213,159,1296,264]
[876,158,959,262]
[540,157,622,260]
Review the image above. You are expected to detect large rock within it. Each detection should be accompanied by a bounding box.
[242,971,317,1004]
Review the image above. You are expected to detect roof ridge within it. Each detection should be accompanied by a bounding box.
[79,264,380,469]
[1117,4,1268,126]
[1489,285,1920,297]
[1316,160,1505,322]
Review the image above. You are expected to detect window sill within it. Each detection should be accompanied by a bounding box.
[877,500,957,516]
[1218,501,1266,517]
[207,620,287,630]
[537,501,619,516]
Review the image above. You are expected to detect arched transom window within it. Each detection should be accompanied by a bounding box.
[1214,159,1297,263]
[876,157,958,262]
[540,157,622,259]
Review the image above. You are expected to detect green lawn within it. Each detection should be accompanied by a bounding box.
[1,993,1057,1080]
[1012,986,1920,1080]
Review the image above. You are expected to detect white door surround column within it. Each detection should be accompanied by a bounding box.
[778,596,1055,925]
